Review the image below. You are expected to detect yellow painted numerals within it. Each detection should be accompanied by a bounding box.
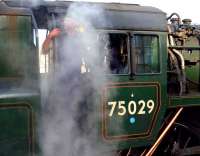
[108,100,155,117]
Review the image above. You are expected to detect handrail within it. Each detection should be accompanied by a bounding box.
[169,46,200,50]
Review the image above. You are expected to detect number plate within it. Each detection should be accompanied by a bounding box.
[102,82,160,141]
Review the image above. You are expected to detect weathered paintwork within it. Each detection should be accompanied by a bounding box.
[169,35,200,108]
[0,7,40,156]
[0,1,200,155]
[183,37,200,83]
[0,90,40,156]
[99,32,168,149]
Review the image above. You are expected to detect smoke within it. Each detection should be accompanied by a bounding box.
[40,3,115,156]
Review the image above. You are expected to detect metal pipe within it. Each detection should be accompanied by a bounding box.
[51,13,58,71]
[167,12,181,21]
[168,25,186,95]
[167,12,181,26]
[170,48,186,95]
[173,49,185,70]
[145,107,183,156]
[140,149,147,156]
[126,147,132,156]
[168,25,185,70]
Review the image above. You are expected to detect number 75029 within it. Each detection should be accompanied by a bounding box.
[107,100,155,117]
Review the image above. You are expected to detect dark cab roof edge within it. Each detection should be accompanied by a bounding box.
[0,1,32,15]
[2,0,167,31]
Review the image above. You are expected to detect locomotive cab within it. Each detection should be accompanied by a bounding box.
[30,1,168,150]
[1,1,200,156]
[0,0,169,154]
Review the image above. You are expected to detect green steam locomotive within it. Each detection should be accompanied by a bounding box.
[0,0,200,156]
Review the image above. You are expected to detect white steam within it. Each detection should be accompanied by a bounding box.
[41,3,115,156]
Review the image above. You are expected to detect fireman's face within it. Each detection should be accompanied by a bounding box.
[62,18,84,34]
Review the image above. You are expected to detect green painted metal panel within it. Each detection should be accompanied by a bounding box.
[0,16,31,77]
[168,36,200,108]
[0,15,38,90]
[0,12,40,155]
[0,104,31,156]
[169,96,200,107]
[99,32,168,149]
[0,92,40,156]
[183,37,200,84]
[102,83,160,140]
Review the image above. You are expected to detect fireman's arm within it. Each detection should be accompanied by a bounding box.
[42,28,61,54]
[42,18,83,54]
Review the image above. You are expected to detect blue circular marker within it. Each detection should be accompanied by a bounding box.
[129,117,136,124]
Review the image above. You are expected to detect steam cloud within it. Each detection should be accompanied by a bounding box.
[40,3,115,156]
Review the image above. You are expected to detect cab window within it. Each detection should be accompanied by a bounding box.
[0,15,35,78]
[133,35,159,73]
[100,33,129,74]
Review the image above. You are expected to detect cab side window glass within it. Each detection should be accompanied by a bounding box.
[100,33,128,74]
[0,15,32,78]
[133,35,159,73]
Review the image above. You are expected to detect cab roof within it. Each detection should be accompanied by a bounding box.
[2,0,167,31]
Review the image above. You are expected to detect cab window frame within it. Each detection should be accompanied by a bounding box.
[131,31,161,75]
[98,30,131,76]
